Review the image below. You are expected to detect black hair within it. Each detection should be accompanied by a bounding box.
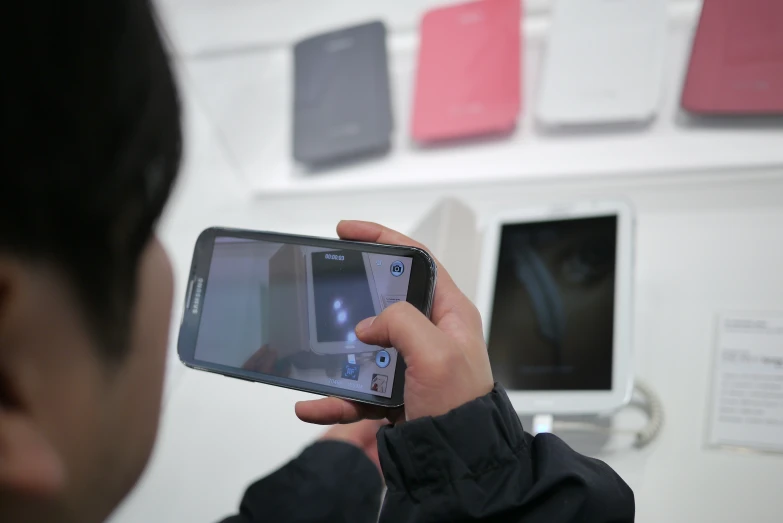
[0,1,182,356]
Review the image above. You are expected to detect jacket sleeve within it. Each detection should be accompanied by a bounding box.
[377,385,634,522]
[220,440,382,523]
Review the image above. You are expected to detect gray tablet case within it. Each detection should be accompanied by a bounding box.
[293,21,393,166]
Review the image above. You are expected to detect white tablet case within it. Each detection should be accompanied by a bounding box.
[536,0,667,128]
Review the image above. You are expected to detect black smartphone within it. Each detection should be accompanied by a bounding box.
[178,227,437,408]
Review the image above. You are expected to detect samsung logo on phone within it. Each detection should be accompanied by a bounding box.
[191,278,204,315]
[325,253,345,261]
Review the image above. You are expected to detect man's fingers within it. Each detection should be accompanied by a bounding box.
[336,221,454,289]
[295,397,386,425]
[337,220,431,255]
[320,418,387,446]
[337,220,479,328]
[295,397,362,425]
[355,302,444,362]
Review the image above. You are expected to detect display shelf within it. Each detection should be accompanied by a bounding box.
[180,1,782,197]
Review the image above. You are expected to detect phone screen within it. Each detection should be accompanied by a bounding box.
[487,215,618,391]
[191,236,413,399]
[311,250,377,343]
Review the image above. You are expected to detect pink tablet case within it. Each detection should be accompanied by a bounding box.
[411,0,522,143]
[682,0,783,115]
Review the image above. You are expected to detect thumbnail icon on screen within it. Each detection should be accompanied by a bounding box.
[371,374,388,393]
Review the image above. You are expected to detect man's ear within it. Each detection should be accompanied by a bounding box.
[0,407,65,496]
[0,260,64,497]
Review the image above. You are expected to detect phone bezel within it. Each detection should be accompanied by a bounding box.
[178,227,437,408]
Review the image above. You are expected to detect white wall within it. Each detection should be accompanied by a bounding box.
[155,0,703,57]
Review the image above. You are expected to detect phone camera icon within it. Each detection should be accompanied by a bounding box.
[376,350,391,368]
[390,261,404,277]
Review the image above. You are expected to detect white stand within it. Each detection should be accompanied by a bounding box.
[523,412,615,455]
[409,198,482,301]
[531,414,554,435]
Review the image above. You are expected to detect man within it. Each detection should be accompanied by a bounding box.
[0,1,634,522]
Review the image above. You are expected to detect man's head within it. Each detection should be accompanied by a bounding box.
[0,1,180,521]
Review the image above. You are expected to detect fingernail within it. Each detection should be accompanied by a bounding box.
[356,316,376,333]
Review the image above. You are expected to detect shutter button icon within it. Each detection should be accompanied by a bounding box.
[376,350,391,368]
[390,261,404,277]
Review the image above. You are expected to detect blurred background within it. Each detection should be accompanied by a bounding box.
[111,1,783,521]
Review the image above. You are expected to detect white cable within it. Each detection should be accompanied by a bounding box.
[549,380,664,449]
[628,380,664,448]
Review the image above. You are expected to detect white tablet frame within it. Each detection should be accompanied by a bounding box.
[305,249,383,355]
[475,201,635,415]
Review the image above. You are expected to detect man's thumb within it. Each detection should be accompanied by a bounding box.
[354,302,442,361]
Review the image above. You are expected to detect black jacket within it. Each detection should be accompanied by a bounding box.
[222,386,634,522]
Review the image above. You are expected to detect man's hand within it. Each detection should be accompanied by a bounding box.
[320,419,386,475]
[295,220,494,424]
